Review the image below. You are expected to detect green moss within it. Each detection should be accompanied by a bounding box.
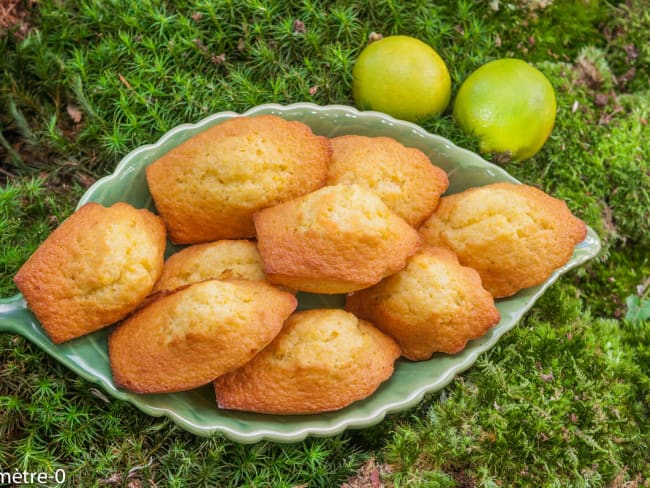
[600,92,650,247]
[1,0,649,486]
[490,0,609,62]
[0,177,81,296]
[604,0,650,93]
[1,0,501,176]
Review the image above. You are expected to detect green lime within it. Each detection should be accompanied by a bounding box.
[453,58,557,161]
[352,36,451,122]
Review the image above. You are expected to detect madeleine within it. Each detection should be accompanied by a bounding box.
[214,309,400,414]
[327,135,448,227]
[146,115,330,243]
[14,202,166,344]
[109,279,297,393]
[419,182,587,298]
[347,247,500,359]
[254,184,421,293]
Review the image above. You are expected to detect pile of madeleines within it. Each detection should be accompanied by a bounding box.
[15,114,586,415]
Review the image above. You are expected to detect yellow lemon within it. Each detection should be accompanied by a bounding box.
[352,35,451,122]
[453,58,557,161]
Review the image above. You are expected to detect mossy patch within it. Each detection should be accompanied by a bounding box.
[1,1,648,486]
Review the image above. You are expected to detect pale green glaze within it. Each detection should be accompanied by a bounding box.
[0,103,601,443]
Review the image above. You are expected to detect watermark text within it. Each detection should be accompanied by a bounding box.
[0,468,65,485]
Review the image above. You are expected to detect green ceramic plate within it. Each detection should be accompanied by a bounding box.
[0,103,601,443]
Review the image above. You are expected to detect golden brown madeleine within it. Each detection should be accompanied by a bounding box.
[14,202,166,344]
[254,183,422,294]
[327,135,449,227]
[146,114,330,244]
[153,239,266,293]
[346,247,500,360]
[419,182,587,298]
[109,279,297,394]
[214,309,401,414]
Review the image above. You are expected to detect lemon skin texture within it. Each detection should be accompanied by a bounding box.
[352,36,451,122]
[453,58,557,161]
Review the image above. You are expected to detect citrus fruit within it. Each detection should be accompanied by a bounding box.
[453,58,557,161]
[352,35,451,122]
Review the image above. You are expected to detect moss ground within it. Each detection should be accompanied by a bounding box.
[1,1,648,486]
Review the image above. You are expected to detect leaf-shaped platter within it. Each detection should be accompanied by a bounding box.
[0,103,601,443]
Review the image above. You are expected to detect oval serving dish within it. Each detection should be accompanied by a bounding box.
[0,103,601,443]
